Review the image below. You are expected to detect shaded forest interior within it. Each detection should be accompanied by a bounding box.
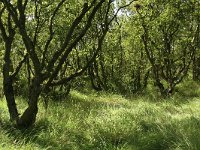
[0,0,200,149]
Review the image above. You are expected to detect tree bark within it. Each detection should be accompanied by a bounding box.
[2,38,19,121]
[17,78,41,128]
[3,76,19,121]
[193,56,200,81]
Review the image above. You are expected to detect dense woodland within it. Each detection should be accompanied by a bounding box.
[0,0,199,130]
[1,0,200,149]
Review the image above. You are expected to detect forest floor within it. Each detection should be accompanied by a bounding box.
[0,81,200,150]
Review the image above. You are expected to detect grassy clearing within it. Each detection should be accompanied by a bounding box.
[0,82,200,150]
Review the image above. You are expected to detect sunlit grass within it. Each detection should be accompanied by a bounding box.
[0,81,200,149]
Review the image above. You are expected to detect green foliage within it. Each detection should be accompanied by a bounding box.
[0,0,200,145]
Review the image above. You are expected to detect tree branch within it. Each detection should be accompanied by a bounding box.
[41,0,66,67]
[46,0,105,85]
[46,1,95,73]
[0,6,8,40]
[49,26,108,86]
[11,54,28,79]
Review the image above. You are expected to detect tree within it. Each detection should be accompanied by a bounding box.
[135,0,199,96]
[0,0,105,127]
[0,0,135,128]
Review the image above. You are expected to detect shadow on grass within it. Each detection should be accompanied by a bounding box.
[0,118,106,150]
[127,116,200,150]
[0,119,60,149]
[59,91,130,111]
[1,97,200,149]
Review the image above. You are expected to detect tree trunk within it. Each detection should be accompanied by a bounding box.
[193,57,200,81]
[154,78,167,97]
[17,78,41,128]
[88,64,102,91]
[3,39,19,121]
[143,70,149,88]
[3,76,19,121]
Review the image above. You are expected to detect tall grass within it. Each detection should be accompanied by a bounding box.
[0,81,200,150]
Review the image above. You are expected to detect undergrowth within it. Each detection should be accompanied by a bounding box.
[0,81,200,150]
